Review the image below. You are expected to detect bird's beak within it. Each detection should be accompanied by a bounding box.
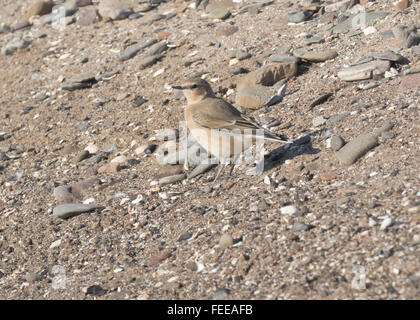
[172,85,184,90]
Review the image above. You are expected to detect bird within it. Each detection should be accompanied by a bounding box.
[172,77,293,186]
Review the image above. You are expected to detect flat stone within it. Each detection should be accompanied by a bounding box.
[335,122,393,165]
[209,8,231,20]
[75,150,90,162]
[98,0,133,20]
[98,162,120,174]
[52,203,104,219]
[338,60,391,81]
[373,50,405,63]
[269,54,299,64]
[330,135,345,151]
[1,38,30,55]
[235,85,272,109]
[12,21,31,31]
[138,54,162,69]
[76,7,98,26]
[333,12,389,33]
[158,173,186,186]
[236,51,251,61]
[53,185,81,204]
[237,62,298,90]
[219,234,233,248]
[188,163,216,179]
[293,48,338,62]
[213,288,230,299]
[312,116,326,127]
[177,232,192,242]
[280,205,298,215]
[292,221,311,232]
[24,1,54,21]
[288,10,313,23]
[145,41,167,56]
[120,39,157,61]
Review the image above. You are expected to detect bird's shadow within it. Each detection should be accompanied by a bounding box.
[260,132,321,172]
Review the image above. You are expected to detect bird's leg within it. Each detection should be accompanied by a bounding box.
[210,162,229,190]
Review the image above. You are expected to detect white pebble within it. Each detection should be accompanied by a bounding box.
[280,205,298,215]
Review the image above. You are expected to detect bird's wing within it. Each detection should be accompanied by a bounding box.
[191,98,292,143]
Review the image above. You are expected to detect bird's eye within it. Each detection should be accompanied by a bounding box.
[191,84,198,89]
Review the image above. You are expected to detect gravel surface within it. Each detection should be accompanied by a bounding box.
[0,0,419,300]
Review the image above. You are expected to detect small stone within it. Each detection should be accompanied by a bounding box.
[338,60,391,81]
[232,67,249,75]
[98,0,133,20]
[219,233,233,249]
[235,85,272,109]
[98,162,120,174]
[236,51,251,61]
[85,285,106,296]
[120,39,157,61]
[185,261,197,271]
[12,21,31,31]
[269,54,299,64]
[1,38,30,55]
[292,221,310,232]
[381,131,395,139]
[312,116,326,127]
[288,10,313,23]
[209,8,231,20]
[24,1,54,21]
[147,249,172,267]
[111,155,127,165]
[76,7,98,26]
[293,48,338,62]
[49,239,62,249]
[129,12,142,20]
[145,41,168,56]
[330,135,345,151]
[53,185,80,204]
[394,0,409,11]
[213,288,230,299]
[75,150,90,162]
[52,203,104,219]
[217,25,238,37]
[177,232,192,242]
[20,106,34,115]
[373,50,405,63]
[139,54,162,69]
[158,173,186,186]
[380,217,394,230]
[280,205,298,215]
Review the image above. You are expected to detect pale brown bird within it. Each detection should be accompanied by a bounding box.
[173,77,292,184]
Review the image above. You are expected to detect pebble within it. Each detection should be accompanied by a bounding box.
[209,8,231,20]
[85,285,106,296]
[177,232,192,242]
[145,41,168,56]
[380,217,394,231]
[98,162,120,174]
[75,150,90,162]
[235,85,272,109]
[144,144,157,154]
[381,131,395,139]
[53,185,79,204]
[330,135,345,151]
[398,73,420,92]
[219,234,233,249]
[333,12,389,33]
[188,163,216,179]
[312,116,326,127]
[132,96,148,107]
[293,49,338,62]
[237,62,298,89]
[338,60,391,81]
[280,205,298,215]
[111,155,127,165]
[336,122,393,165]
[232,67,249,75]
[213,288,230,299]
[24,1,54,21]
[158,173,186,186]
[292,221,310,232]
[1,38,30,55]
[269,54,299,64]
[49,239,62,249]
[76,7,98,26]
[139,54,162,69]
[52,203,104,219]
[236,51,251,61]
[98,0,133,20]
[288,10,313,23]
[373,50,405,63]
[120,39,157,61]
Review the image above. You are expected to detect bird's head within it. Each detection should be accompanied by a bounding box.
[172,78,214,104]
